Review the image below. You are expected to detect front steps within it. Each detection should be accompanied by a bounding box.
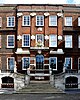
[17,81,63,93]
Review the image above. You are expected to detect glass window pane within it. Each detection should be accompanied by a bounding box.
[8,57,14,70]
[49,16,57,26]
[36,16,44,26]
[22,58,30,69]
[50,57,57,70]
[8,35,14,47]
[64,58,72,69]
[49,35,57,47]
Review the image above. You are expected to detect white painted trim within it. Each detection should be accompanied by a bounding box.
[7,35,15,48]
[22,34,30,47]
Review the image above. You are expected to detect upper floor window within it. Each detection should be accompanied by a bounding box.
[22,57,30,70]
[36,15,44,26]
[78,17,80,26]
[65,35,72,48]
[65,17,72,26]
[22,16,30,26]
[0,17,2,27]
[64,57,72,69]
[49,57,57,70]
[7,35,15,48]
[78,35,80,48]
[22,34,30,47]
[7,16,15,27]
[7,57,15,71]
[49,16,57,26]
[36,34,44,47]
[49,35,57,47]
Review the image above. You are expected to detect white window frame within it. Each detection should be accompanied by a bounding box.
[7,16,15,27]
[7,57,15,70]
[49,35,57,47]
[22,57,30,70]
[36,34,44,46]
[49,57,57,70]
[36,15,44,26]
[78,57,80,70]
[65,17,72,26]
[22,15,30,26]
[7,35,15,48]
[78,17,80,26]
[0,17,2,27]
[65,35,72,48]
[64,57,72,69]
[78,35,80,48]
[22,34,30,47]
[49,15,57,26]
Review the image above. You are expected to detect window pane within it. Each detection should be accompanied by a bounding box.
[23,16,30,26]
[65,17,72,26]
[65,35,72,48]
[8,57,14,70]
[36,16,44,26]
[8,35,14,47]
[64,58,72,69]
[36,34,44,47]
[23,35,30,47]
[49,16,57,26]
[50,57,57,70]
[78,36,80,48]
[22,58,30,69]
[7,17,15,27]
[78,17,80,26]
[49,35,57,47]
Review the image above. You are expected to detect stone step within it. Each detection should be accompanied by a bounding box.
[17,81,63,93]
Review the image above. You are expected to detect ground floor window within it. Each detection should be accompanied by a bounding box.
[7,57,15,72]
[22,57,30,70]
[64,57,72,69]
[49,57,57,70]
[2,77,14,88]
[65,76,78,88]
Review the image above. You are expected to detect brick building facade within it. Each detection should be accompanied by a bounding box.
[0,4,80,90]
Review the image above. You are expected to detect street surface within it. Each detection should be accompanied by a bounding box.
[0,93,80,100]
